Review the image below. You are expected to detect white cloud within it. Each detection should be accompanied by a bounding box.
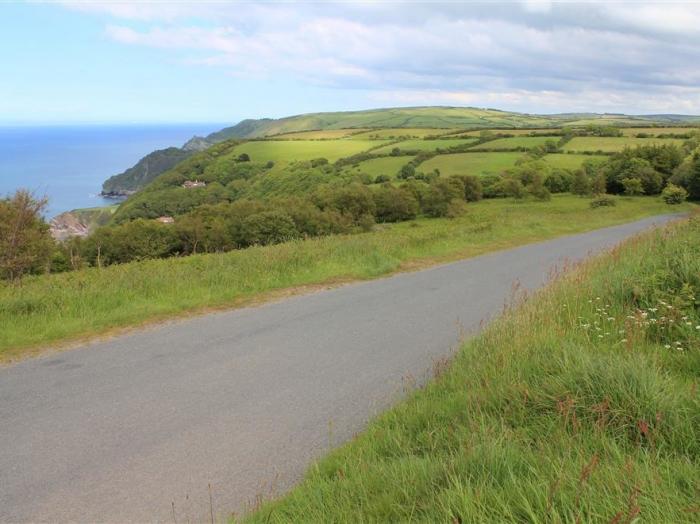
[64,1,700,113]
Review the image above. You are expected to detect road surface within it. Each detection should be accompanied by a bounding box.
[0,214,679,522]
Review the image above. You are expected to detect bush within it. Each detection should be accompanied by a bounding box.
[373,186,419,223]
[661,183,688,205]
[622,177,644,196]
[589,196,617,208]
[458,175,483,202]
[446,199,467,218]
[237,211,299,247]
[374,174,391,184]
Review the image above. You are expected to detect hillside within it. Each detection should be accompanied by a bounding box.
[100,107,700,193]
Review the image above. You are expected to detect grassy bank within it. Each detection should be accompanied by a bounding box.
[244,214,700,523]
[0,195,690,362]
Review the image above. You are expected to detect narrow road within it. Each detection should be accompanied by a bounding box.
[0,215,679,522]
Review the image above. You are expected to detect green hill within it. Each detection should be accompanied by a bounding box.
[100,107,700,194]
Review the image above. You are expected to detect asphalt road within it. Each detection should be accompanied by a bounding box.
[0,214,680,523]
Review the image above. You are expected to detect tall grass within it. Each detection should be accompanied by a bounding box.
[0,196,689,361]
[244,214,700,523]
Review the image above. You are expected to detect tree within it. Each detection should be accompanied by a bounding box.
[592,172,607,195]
[571,170,591,196]
[373,186,419,222]
[687,155,700,200]
[528,174,551,201]
[237,211,299,247]
[0,190,54,281]
[237,153,251,162]
[459,175,483,202]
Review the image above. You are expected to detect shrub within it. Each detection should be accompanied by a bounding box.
[373,186,419,223]
[458,175,483,202]
[571,169,591,196]
[622,177,644,196]
[446,198,467,218]
[374,174,391,184]
[589,196,617,208]
[661,183,688,205]
[237,211,299,247]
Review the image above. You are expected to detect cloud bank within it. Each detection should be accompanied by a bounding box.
[64,1,700,114]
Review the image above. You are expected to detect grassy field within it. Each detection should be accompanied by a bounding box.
[620,127,699,136]
[230,139,379,163]
[421,152,524,176]
[270,129,369,139]
[471,136,556,150]
[543,153,608,170]
[1,197,689,362]
[244,213,700,523]
[342,156,414,178]
[352,128,455,139]
[457,128,559,137]
[371,138,477,154]
[564,137,685,153]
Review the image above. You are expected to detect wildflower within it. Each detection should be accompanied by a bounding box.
[607,317,615,321]
[664,344,671,349]
[621,339,628,343]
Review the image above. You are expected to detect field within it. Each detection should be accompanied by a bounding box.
[245,214,700,523]
[229,139,379,163]
[0,196,686,362]
[620,127,699,136]
[564,136,685,153]
[420,152,524,176]
[342,156,414,178]
[543,153,608,170]
[457,128,559,137]
[270,129,369,139]
[371,138,477,154]
[352,128,455,139]
[471,136,556,150]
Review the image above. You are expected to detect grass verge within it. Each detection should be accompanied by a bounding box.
[0,195,691,363]
[243,213,700,523]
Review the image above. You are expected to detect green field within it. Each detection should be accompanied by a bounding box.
[543,153,608,170]
[271,129,369,139]
[457,128,560,137]
[421,152,524,176]
[230,139,378,163]
[371,138,477,154]
[342,156,414,178]
[471,136,557,150]
[351,128,455,139]
[1,196,686,362]
[620,127,699,136]
[564,137,685,153]
[246,214,700,523]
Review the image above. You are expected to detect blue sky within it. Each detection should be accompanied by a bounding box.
[3,1,700,124]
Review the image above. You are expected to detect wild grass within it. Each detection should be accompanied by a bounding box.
[564,137,686,153]
[420,152,524,176]
[342,156,415,178]
[244,213,700,523]
[0,196,688,362]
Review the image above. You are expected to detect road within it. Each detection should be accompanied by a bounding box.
[0,214,679,522]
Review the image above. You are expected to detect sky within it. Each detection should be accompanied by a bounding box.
[3,1,700,124]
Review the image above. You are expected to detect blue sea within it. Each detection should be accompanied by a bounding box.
[0,124,225,218]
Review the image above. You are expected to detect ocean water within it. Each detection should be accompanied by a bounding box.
[0,124,225,218]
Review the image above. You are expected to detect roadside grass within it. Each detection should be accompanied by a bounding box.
[420,152,524,176]
[0,196,690,362]
[564,137,686,153]
[243,213,700,523]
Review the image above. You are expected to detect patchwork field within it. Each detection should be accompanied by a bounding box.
[456,128,559,137]
[421,152,524,177]
[343,156,414,178]
[471,136,556,150]
[619,126,699,136]
[372,138,477,154]
[564,136,685,153]
[542,153,607,170]
[230,139,378,163]
[272,129,369,139]
[351,128,454,139]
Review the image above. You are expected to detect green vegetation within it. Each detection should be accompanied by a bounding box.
[565,137,686,153]
[543,153,607,170]
[102,147,195,194]
[341,156,415,179]
[245,214,700,523]
[0,196,687,361]
[371,138,477,155]
[471,136,556,150]
[421,152,524,177]
[229,139,379,163]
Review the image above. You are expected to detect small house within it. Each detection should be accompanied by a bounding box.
[156,216,175,224]
[182,180,206,189]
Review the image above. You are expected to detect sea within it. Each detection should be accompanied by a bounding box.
[0,124,225,218]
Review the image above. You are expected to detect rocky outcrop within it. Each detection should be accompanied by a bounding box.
[50,212,89,241]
